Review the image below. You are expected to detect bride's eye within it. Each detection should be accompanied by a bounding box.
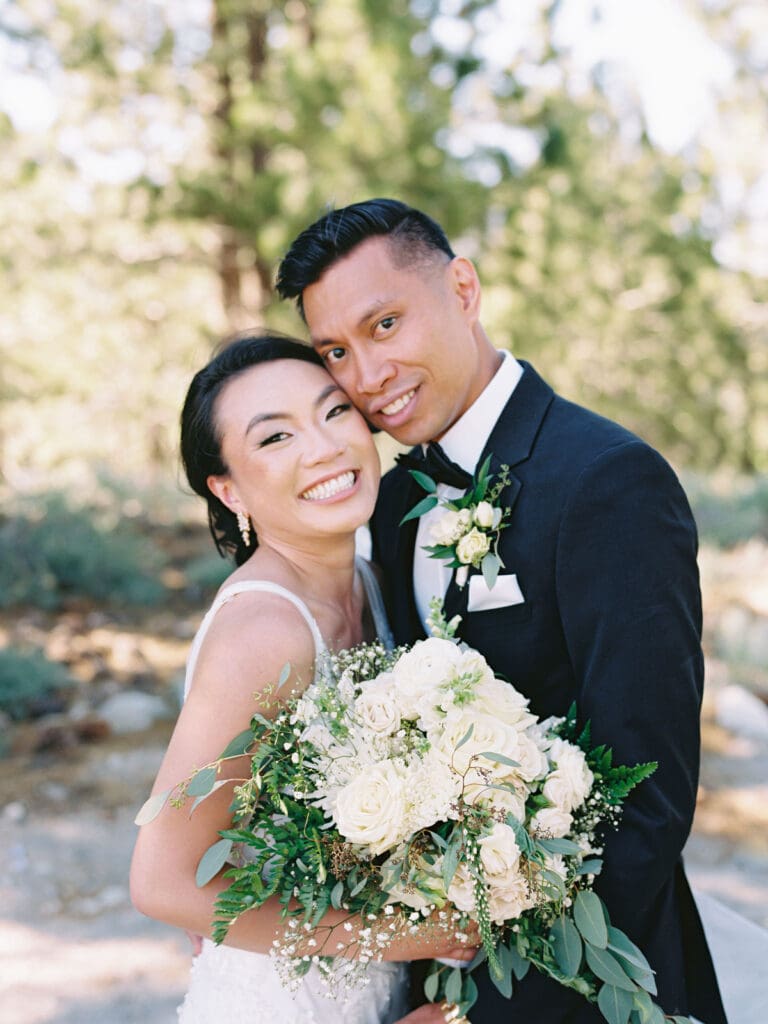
[258,431,289,447]
[327,403,351,419]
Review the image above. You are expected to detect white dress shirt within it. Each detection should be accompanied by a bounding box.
[413,351,524,628]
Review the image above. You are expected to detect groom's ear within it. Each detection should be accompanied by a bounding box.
[448,256,481,323]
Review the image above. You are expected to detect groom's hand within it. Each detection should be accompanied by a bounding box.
[396,1004,468,1024]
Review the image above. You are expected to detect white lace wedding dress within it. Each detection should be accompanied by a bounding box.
[176,559,409,1024]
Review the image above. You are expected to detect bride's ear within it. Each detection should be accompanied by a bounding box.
[207,474,242,516]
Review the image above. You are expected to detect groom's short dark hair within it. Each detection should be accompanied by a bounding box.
[276,198,455,319]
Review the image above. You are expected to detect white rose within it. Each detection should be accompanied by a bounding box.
[473,501,495,529]
[478,823,521,877]
[447,863,476,914]
[431,709,521,776]
[487,874,536,924]
[354,680,401,736]
[464,779,527,823]
[544,741,593,811]
[529,805,573,839]
[333,761,408,854]
[456,527,491,566]
[473,677,535,727]
[391,638,463,719]
[513,732,551,783]
[429,508,473,546]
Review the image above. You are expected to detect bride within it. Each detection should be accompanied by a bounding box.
[130,333,475,1024]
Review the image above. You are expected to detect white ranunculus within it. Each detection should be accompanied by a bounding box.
[333,760,408,854]
[478,823,521,876]
[529,805,573,839]
[429,508,473,546]
[391,638,463,718]
[456,527,491,566]
[544,740,593,810]
[354,679,401,736]
[473,501,495,529]
[404,750,463,831]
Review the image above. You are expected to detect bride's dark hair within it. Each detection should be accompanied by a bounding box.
[180,331,325,565]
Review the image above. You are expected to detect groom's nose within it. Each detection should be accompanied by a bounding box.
[356,346,396,395]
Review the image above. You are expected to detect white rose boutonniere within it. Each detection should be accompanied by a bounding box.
[401,455,512,589]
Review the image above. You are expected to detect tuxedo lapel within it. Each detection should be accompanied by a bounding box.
[389,463,428,642]
[443,362,554,631]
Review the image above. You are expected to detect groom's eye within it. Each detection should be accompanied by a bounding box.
[325,346,346,362]
[377,316,396,332]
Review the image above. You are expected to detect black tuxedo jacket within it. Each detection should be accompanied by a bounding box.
[371,362,726,1024]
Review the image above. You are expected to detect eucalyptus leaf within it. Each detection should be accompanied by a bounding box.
[541,868,567,898]
[537,837,582,856]
[481,552,501,590]
[445,967,462,1005]
[195,838,233,887]
[491,944,514,998]
[574,890,609,948]
[190,779,231,814]
[277,662,291,689]
[423,971,439,1002]
[409,469,437,493]
[606,926,654,974]
[400,495,439,525]
[218,728,254,759]
[187,765,218,797]
[550,915,583,977]
[330,880,344,910]
[134,788,171,825]
[576,858,604,875]
[506,942,530,980]
[584,943,637,992]
[455,723,475,750]
[597,983,634,1024]
[442,836,461,889]
[460,972,478,1011]
[479,750,520,769]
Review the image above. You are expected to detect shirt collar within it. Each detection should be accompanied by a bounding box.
[436,351,523,473]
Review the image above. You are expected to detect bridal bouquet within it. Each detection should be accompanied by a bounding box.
[138,605,686,1024]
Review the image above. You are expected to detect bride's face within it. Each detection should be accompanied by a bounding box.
[208,359,380,545]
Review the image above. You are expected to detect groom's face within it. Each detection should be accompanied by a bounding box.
[302,236,486,447]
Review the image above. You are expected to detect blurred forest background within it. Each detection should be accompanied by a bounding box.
[1,1,768,1021]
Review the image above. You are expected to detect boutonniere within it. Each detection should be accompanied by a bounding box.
[401,455,512,589]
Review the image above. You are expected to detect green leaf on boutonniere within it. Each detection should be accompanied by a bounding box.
[400,494,439,525]
[481,551,501,589]
[407,469,437,492]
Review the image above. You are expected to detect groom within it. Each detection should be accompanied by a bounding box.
[277,199,726,1023]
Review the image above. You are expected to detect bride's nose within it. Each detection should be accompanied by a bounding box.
[303,424,346,465]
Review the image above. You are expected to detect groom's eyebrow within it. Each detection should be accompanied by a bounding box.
[244,385,342,436]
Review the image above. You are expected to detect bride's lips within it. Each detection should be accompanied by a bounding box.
[300,469,359,503]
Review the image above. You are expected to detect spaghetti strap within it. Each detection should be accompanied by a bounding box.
[183,581,327,698]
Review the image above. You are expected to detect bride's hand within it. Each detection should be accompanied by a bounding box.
[380,910,480,963]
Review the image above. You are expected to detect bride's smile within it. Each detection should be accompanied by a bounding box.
[208,359,380,548]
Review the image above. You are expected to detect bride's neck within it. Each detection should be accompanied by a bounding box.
[251,532,358,604]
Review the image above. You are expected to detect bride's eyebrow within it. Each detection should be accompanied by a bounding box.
[243,385,343,437]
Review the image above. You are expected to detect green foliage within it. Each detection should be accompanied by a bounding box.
[0,647,74,721]
[684,472,768,548]
[0,494,165,609]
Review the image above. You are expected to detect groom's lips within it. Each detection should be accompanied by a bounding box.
[370,386,419,423]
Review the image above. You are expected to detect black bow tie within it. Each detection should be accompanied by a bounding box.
[396,442,473,490]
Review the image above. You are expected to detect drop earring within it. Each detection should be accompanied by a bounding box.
[236,510,251,547]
